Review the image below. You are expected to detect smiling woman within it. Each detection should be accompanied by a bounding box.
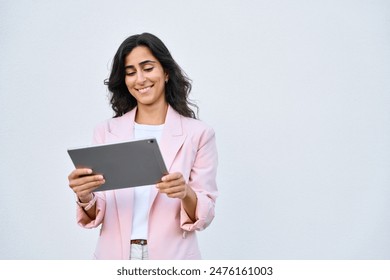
[67,33,219,260]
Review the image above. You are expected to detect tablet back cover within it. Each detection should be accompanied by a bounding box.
[67,138,167,192]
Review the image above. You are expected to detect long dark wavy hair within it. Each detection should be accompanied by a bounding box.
[104,33,198,119]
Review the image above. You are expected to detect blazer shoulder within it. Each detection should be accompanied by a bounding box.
[92,118,116,138]
[94,111,134,133]
[181,116,216,140]
[92,111,134,144]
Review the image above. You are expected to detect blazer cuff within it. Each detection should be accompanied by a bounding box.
[77,195,105,228]
[180,192,215,232]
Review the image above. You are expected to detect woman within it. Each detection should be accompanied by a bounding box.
[68,33,218,260]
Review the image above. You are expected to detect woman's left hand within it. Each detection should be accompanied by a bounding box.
[156,172,189,200]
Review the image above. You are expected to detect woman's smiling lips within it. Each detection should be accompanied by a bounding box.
[137,85,153,94]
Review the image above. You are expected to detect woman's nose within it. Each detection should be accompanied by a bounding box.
[136,72,146,84]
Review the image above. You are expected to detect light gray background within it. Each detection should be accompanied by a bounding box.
[1,0,389,259]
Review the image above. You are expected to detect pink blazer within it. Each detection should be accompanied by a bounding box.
[76,106,218,259]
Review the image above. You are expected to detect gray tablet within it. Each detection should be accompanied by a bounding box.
[67,138,168,192]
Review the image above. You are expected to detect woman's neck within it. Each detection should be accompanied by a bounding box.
[135,103,168,125]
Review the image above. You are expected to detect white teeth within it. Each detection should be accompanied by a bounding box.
[138,86,151,94]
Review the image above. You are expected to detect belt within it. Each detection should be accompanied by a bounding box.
[131,239,147,245]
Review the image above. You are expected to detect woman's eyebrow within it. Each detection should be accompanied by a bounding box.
[125,60,157,69]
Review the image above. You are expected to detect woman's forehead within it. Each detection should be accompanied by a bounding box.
[125,46,159,65]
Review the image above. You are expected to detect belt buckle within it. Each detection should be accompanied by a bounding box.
[131,239,147,245]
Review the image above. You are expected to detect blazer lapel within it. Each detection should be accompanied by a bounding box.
[149,106,187,205]
[160,106,187,171]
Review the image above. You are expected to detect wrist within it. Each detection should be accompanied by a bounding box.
[182,185,195,201]
[78,194,94,203]
[76,193,97,211]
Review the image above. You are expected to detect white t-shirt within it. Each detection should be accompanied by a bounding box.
[130,122,164,240]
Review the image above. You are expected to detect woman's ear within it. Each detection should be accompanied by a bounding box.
[165,72,169,83]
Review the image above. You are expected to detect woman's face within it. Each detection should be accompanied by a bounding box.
[124,46,168,110]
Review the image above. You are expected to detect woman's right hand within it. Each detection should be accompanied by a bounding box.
[68,168,105,202]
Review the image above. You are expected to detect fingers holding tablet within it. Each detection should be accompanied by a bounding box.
[68,168,105,201]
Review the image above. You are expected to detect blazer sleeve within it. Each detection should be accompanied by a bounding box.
[76,123,108,229]
[180,126,218,231]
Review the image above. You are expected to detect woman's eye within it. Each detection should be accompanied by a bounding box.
[144,67,154,72]
[126,72,136,76]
